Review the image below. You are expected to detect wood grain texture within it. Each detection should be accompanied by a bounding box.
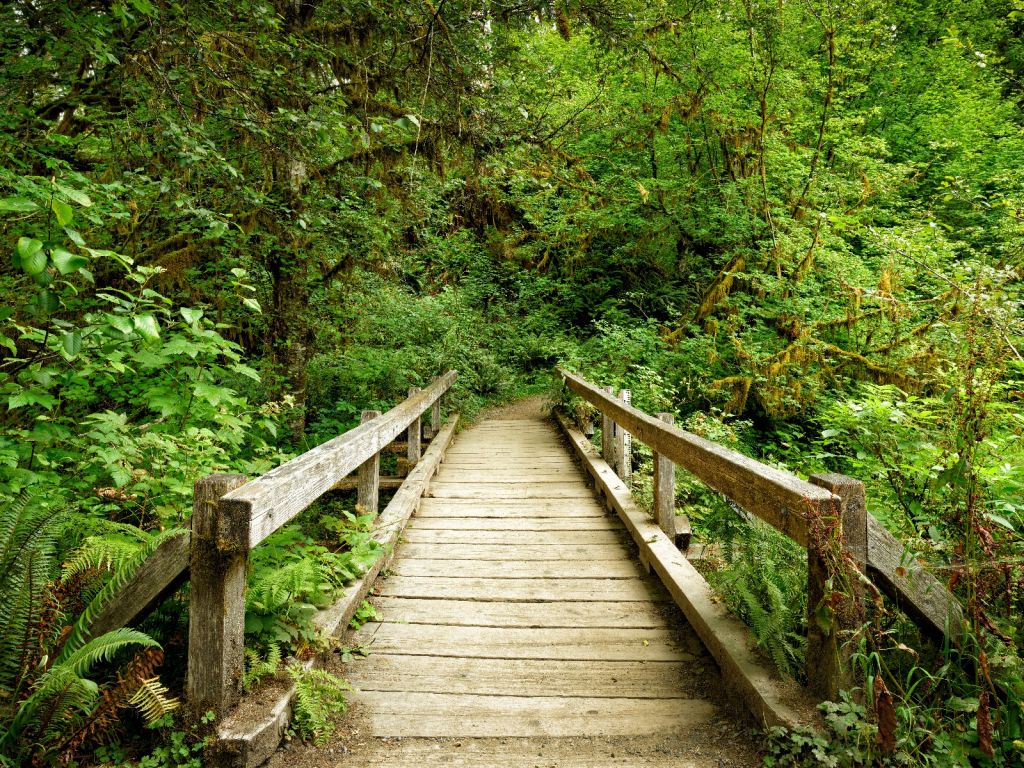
[409,516,622,531]
[370,597,670,628]
[560,368,836,546]
[346,656,697,697]
[377,575,664,602]
[221,370,456,549]
[391,558,642,579]
[416,499,607,517]
[353,623,687,661]
[426,482,596,499]
[349,692,714,737]
[401,529,625,545]
[396,542,629,560]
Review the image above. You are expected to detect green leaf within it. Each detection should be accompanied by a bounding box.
[64,227,86,247]
[133,314,161,343]
[985,513,1015,531]
[51,248,89,275]
[56,184,92,207]
[17,238,46,275]
[180,307,204,325]
[242,297,262,313]
[0,197,38,213]
[51,198,74,226]
[62,330,82,356]
[37,289,60,314]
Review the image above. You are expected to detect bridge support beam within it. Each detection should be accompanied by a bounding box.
[407,387,422,468]
[187,473,249,717]
[806,473,867,702]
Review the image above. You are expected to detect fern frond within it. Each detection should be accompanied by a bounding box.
[286,665,352,745]
[62,536,147,581]
[127,676,180,724]
[243,643,282,691]
[59,528,187,656]
[58,627,160,677]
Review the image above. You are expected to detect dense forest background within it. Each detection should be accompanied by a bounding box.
[2,1,1024,765]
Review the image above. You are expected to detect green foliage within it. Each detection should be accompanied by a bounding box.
[349,600,378,631]
[285,665,352,746]
[242,644,282,692]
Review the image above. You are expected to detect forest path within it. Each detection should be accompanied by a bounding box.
[268,410,760,767]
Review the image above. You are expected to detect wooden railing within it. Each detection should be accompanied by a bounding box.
[558,368,962,701]
[86,372,457,719]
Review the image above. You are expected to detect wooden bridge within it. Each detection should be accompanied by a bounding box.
[96,370,964,767]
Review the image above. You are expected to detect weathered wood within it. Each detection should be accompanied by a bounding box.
[601,385,615,462]
[806,473,867,701]
[349,692,714,738]
[353,624,685,661]
[426,483,596,499]
[401,528,625,546]
[653,412,676,542]
[346,656,697,698]
[616,389,632,480]
[559,368,836,547]
[356,410,381,514]
[392,558,642,579]
[371,597,669,628]
[555,410,817,729]
[416,499,607,517]
[426,381,441,439]
[186,473,249,716]
[88,530,190,639]
[378,575,664,602]
[407,386,422,468]
[866,514,963,642]
[398,542,627,561]
[221,370,456,549]
[334,475,403,492]
[409,516,622,531]
[213,416,460,767]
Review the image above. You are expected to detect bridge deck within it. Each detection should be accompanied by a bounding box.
[331,416,758,766]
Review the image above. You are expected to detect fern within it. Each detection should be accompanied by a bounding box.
[128,677,180,724]
[243,643,282,691]
[57,528,188,659]
[285,665,352,746]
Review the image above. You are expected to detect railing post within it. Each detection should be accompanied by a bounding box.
[187,473,249,717]
[806,473,868,701]
[425,377,441,440]
[600,386,615,463]
[407,386,422,467]
[357,410,381,515]
[653,412,677,539]
[616,389,632,481]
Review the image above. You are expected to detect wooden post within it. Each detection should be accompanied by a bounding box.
[187,473,248,717]
[615,389,631,481]
[428,389,441,441]
[806,473,867,701]
[653,412,677,540]
[601,385,615,464]
[407,387,422,467]
[357,410,381,515]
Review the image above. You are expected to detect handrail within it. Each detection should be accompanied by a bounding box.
[223,370,457,549]
[559,368,834,546]
[186,371,457,716]
[557,366,963,702]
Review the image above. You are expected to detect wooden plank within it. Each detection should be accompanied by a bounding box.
[441,459,577,468]
[416,500,606,517]
[88,529,190,639]
[401,529,625,546]
[427,484,596,499]
[866,514,963,642]
[555,410,817,729]
[222,370,457,549]
[351,692,714,737]
[377,576,664,602]
[353,624,686,661]
[391,559,642,579]
[346,656,696,698]
[372,597,669,628]
[334,744,723,768]
[434,470,584,481]
[409,516,622,531]
[355,410,382,513]
[334,475,403,491]
[559,368,837,547]
[397,543,628,561]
